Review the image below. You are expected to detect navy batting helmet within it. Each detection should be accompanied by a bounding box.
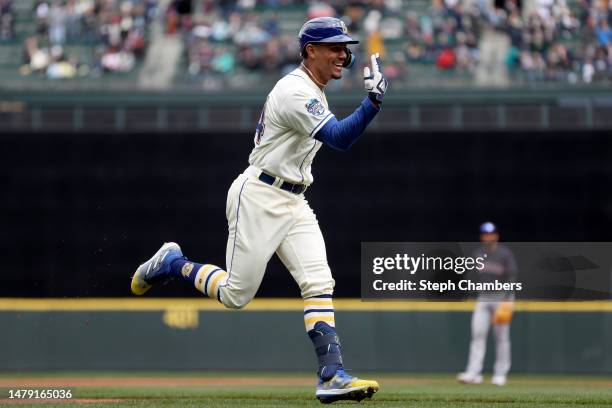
[479,222,497,234]
[298,17,358,68]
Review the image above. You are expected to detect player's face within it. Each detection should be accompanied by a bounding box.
[480,232,499,244]
[311,43,348,81]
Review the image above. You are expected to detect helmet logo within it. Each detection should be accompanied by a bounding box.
[340,21,348,34]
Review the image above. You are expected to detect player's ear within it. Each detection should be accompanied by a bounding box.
[304,43,316,59]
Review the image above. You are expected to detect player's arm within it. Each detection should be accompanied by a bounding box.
[314,54,388,151]
[314,99,379,151]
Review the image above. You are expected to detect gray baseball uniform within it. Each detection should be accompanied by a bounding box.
[464,244,518,378]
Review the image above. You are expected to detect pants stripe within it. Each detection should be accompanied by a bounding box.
[228,179,249,278]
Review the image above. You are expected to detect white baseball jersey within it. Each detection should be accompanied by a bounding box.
[248,68,335,186]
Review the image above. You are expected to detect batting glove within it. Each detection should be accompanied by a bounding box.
[364,53,388,104]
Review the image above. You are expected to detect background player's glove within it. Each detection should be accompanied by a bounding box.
[493,301,514,325]
[364,53,388,104]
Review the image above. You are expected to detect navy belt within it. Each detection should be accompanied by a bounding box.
[258,172,307,195]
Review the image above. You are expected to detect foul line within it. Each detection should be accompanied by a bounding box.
[0,298,610,312]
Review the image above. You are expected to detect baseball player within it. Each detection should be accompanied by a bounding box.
[458,222,518,386]
[131,17,387,403]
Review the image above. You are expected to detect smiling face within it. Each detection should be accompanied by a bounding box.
[303,42,348,84]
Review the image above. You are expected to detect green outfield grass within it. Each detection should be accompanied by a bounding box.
[1,372,611,407]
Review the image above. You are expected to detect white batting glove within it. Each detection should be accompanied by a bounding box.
[364,53,388,104]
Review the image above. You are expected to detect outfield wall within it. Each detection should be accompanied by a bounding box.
[1,299,611,374]
[3,130,612,298]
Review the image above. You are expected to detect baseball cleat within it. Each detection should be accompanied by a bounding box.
[131,242,183,295]
[457,372,483,384]
[491,375,507,386]
[315,369,379,404]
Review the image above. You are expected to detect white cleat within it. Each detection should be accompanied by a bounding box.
[491,375,507,386]
[457,372,483,384]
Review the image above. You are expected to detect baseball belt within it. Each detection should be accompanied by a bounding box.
[258,171,307,195]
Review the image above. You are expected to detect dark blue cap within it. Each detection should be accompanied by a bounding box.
[479,222,497,234]
[298,17,358,52]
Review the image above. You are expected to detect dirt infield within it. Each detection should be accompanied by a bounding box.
[1,376,612,388]
[0,377,313,387]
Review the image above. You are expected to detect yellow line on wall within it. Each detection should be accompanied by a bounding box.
[0,298,610,312]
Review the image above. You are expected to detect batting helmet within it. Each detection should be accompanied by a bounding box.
[479,222,497,234]
[298,17,358,68]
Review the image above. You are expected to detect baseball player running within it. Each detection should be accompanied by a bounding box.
[458,222,518,386]
[131,17,388,403]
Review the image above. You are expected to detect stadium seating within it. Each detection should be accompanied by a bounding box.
[1,0,611,90]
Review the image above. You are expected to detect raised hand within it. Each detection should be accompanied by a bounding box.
[363,53,388,104]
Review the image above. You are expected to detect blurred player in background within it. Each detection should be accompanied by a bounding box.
[458,222,518,386]
[131,17,387,403]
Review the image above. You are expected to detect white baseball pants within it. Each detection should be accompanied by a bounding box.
[218,166,335,309]
[464,300,511,377]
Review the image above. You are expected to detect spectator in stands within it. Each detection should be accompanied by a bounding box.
[592,44,610,80]
[24,35,50,73]
[63,0,81,40]
[582,57,594,83]
[101,45,135,72]
[507,7,523,47]
[404,11,422,43]
[48,0,67,45]
[0,0,13,41]
[307,1,335,19]
[455,32,475,71]
[187,37,213,75]
[211,45,234,73]
[34,1,50,37]
[46,44,77,79]
[166,0,193,34]
[595,19,612,46]
[545,42,572,81]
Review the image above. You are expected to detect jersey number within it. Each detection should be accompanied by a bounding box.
[254,99,267,145]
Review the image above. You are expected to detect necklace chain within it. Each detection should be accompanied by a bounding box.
[300,63,327,88]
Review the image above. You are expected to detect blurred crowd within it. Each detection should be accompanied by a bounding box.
[172,0,483,88]
[499,0,612,84]
[5,0,612,85]
[20,0,156,79]
[169,0,300,89]
[173,0,612,87]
